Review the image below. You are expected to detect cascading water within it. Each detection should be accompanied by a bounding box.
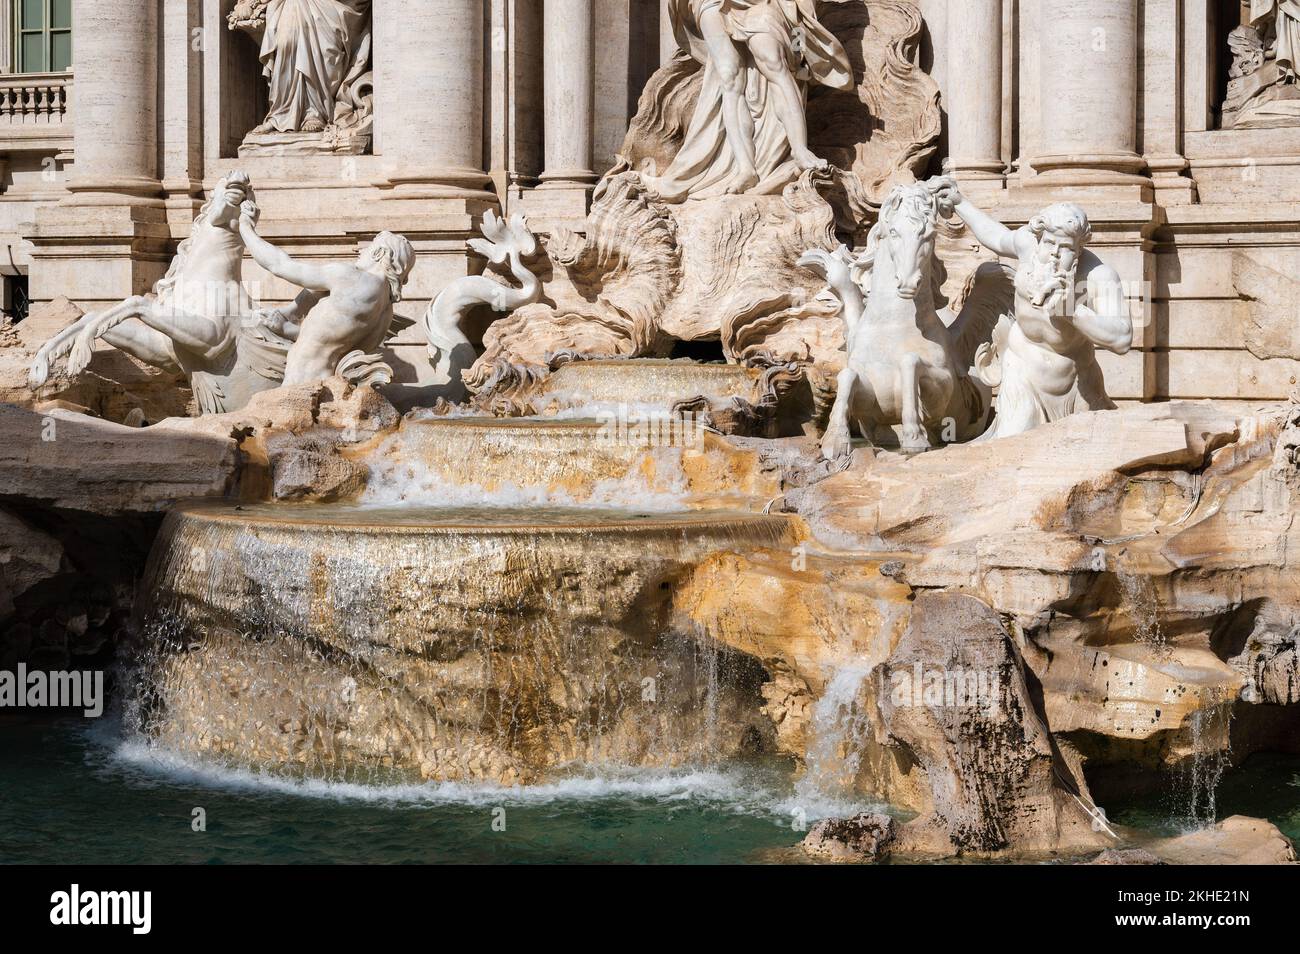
[126,499,799,786]
[793,663,875,811]
[357,417,776,511]
[1115,564,1170,657]
[1184,700,1233,829]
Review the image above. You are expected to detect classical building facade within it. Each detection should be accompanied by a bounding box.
[0,0,1295,402]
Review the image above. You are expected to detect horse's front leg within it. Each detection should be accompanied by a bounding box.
[29,300,145,386]
[65,297,155,377]
[898,353,932,454]
[68,298,223,377]
[820,366,859,461]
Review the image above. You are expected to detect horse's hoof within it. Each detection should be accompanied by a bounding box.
[899,428,933,455]
[820,435,853,462]
[68,341,93,377]
[28,360,49,389]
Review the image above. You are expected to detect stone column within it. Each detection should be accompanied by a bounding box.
[66,0,161,202]
[1030,0,1145,191]
[30,0,167,305]
[532,0,597,220]
[374,0,494,203]
[945,0,1004,188]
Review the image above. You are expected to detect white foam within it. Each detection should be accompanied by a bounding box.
[360,451,692,512]
[100,735,881,821]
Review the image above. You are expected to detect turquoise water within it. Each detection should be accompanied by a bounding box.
[5,716,1300,864]
[0,718,835,865]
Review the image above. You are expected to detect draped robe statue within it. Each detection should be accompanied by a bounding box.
[1224,0,1300,127]
[229,0,373,152]
[644,0,854,202]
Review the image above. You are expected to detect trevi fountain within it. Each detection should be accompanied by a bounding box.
[2,0,1300,871]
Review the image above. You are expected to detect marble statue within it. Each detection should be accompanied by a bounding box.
[238,201,414,387]
[802,182,993,458]
[931,177,1133,442]
[228,0,373,154]
[643,0,854,201]
[28,173,293,415]
[1223,0,1300,127]
[465,3,942,413]
[421,212,543,405]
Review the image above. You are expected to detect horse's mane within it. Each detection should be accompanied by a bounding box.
[855,184,948,306]
[153,172,252,302]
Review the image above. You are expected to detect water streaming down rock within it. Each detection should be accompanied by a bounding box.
[1115,563,1170,658]
[127,501,800,785]
[357,417,780,510]
[793,663,876,810]
[1184,700,1233,829]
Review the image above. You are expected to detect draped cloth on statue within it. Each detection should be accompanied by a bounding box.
[1251,0,1300,81]
[259,0,371,133]
[647,0,854,202]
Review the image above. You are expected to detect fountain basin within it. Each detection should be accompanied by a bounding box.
[538,359,762,410]
[354,415,782,510]
[132,501,801,785]
[531,359,810,436]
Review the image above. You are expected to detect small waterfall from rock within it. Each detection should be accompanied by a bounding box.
[1115,564,1170,657]
[1184,700,1233,828]
[789,601,903,814]
[793,663,875,812]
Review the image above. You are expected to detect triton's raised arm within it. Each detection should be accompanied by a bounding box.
[239,201,345,294]
[930,177,1024,259]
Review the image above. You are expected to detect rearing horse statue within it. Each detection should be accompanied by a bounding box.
[29,171,292,415]
[800,181,995,458]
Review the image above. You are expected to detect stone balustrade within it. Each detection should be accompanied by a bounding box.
[0,72,71,127]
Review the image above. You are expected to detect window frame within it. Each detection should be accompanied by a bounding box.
[12,0,72,75]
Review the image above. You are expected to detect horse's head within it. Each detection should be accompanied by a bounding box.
[201,171,254,231]
[873,184,939,301]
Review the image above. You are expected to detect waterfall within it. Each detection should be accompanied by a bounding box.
[793,662,875,811]
[1184,700,1233,829]
[1115,565,1170,657]
[125,501,797,786]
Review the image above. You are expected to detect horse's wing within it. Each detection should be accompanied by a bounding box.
[386,311,417,337]
[949,261,1015,373]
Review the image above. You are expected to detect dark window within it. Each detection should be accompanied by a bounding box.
[14,0,72,73]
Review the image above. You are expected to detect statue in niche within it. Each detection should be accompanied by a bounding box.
[642,0,855,201]
[1223,0,1300,127]
[238,200,415,387]
[228,0,374,155]
[930,178,1133,442]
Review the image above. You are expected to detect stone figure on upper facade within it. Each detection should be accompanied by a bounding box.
[238,201,414,387]
[1223,0,1300,127]
[930,178,1133,441]
[228,0,373,154]
[643,0,854,201]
